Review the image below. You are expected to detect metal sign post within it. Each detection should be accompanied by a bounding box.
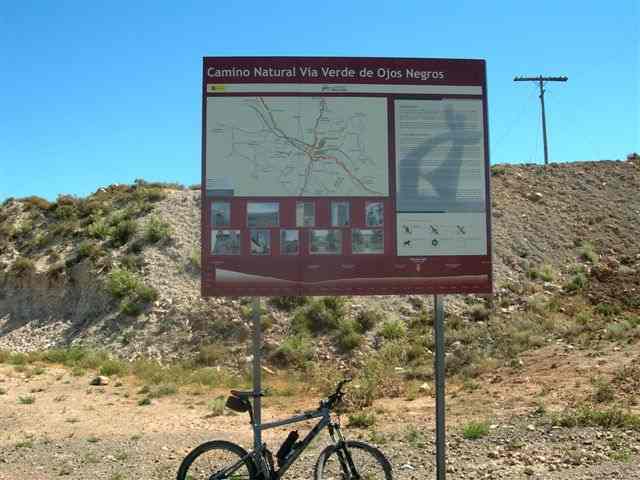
[251,296,263,453]
[434,295,446,479]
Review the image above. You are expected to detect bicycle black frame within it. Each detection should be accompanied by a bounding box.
[247,404,348,479]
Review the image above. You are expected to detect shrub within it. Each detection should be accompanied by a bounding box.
[136,284,158,303]
[127,238,145,254]
[54,204,78,220]
[18,395,36,405]
[527,264,555,282]
[490,165,507,176]
[321,296,347,318]
[208,396,226,416]
[270,335,313,368]
[106,269,156,315]
[592,378,615,403]
[551,408,640,430]
[148,383,178,398]
[348,362,382,409]
[606,320,634,340]
[112,219,138,246]
[32,233,51,250]
[195,344,228,367]
[21,196,52,210]
[143,216,171,244]
[0,222,16,239]
[469,304,490,321]
[87,219,112,240]
[578,241,598,263]
[268,296,308,311]
[10,257,35,277]
[292,300,340,334]
[348,411,376,428]
[355,308,383,332]
[565,272,588,292]
[99,359,128,377]
[121,254,144,271]
[120,299,143,316]
[107,269,140,298]
[336,320,363,352]
[134,187,166,203]
[77,241,100,260]
[404,426,427,447]
[462,421,489,440]
[188,248,201,271]
[9,352,28,365]
[379,320,406,340]
[131,360,173,385]
[595,303,621,317]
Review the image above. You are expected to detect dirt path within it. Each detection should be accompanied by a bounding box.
[1,344,639,479]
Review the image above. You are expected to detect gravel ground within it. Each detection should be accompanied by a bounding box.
[1,361,639,480]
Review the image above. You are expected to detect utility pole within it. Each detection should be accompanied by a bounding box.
[514,75,568,165]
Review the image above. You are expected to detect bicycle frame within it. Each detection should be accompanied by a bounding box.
[248,404,342,479]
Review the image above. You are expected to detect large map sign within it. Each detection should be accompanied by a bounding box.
[201,57,492,296]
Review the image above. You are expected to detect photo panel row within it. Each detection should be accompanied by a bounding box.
[211,229,384,256]
[211,201,385,228]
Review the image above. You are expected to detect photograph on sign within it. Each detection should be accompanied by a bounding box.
[365,202,384,227]
[331,201,350,226]
[310,229,342,255]
[352,229,384,254]
[296,201,315,227]
[250,230,271,255]
[202,57,492,296]
[211,230,240,255]
[248,202,279,228]
[211,201,231,226]
[280,230,300,255]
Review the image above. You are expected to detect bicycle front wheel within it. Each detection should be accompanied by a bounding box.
[176,440,258,480]
[314,440,393,480]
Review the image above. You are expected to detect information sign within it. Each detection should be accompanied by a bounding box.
[201,57,492,296]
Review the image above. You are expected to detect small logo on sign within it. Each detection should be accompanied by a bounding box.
[409,257,427,272]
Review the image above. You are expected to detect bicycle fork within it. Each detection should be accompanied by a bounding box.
[328,423,361,479]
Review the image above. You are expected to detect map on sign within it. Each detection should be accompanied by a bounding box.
[206,96,389,197]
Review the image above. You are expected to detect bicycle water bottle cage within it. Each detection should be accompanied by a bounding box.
[276,430,299,468]
[225,395,250,413]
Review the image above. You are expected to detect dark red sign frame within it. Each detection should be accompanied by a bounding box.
[201,57,492,297]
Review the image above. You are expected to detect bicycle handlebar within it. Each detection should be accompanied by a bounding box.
[325,377,352,409]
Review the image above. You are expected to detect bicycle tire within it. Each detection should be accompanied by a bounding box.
[176,440,258,480]
[314,440,393,480]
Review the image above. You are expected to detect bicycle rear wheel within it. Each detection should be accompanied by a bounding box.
[314,440,392,479]
[176,440,258,480]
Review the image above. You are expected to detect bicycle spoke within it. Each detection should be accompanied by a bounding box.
[321,446,388,479]
[182,447,252,480]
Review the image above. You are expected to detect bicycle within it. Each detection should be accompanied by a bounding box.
[176,378,393,479]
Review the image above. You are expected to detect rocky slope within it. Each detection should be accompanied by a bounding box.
[0,158,638,362]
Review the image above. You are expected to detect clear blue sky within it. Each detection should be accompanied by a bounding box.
[1,1,638,201]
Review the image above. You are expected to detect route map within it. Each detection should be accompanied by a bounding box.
[206,96,389,197]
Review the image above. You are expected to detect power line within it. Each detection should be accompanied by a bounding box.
[514,75,568,165]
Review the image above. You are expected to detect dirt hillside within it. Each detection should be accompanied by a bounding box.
[0,159,638,362]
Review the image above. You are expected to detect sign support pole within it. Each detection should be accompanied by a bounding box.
[434,294,446,479]
[251,296,263,454]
